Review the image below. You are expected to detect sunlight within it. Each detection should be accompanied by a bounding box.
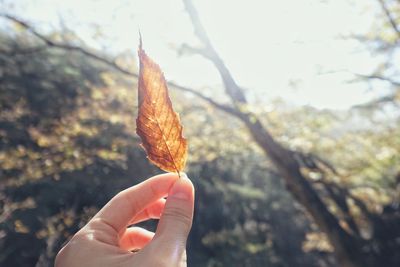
[6,0,382,109]
[1,1,399,266]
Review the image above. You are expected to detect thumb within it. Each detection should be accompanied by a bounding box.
[152,174,194,252]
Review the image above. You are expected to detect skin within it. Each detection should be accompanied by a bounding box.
[55,173,195,267]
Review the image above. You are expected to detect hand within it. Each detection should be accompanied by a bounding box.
[55,173,194,267]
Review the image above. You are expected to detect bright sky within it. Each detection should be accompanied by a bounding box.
[2,0,386,109]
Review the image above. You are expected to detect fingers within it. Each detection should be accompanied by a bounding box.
[151,174,194,255]
[90,173,179,235]
[119,227,154,251]
[129,198,166,224]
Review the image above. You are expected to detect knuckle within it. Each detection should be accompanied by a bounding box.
[118,190,142,215]
[162,206,192,227]
[143,206,152,218]
[55,234,84,267]
[149,182,160,197]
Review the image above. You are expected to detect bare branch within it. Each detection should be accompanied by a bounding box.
[353,94,398,110]
[0,13,239,117]
[355,73,400,87]
[377,0,400,41]
[0,13,137,77]
[182,0,247,104]
[178,43,209,58]
[181,1,212,51]
[168,81,241,117]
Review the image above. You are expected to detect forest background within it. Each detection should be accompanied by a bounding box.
[0,0,399,266]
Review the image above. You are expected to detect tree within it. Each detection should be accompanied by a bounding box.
[0,29,155,266]
[1,0,399,266]
[177,1,400,266]
[354,0,400,110]
[0,29,327,267]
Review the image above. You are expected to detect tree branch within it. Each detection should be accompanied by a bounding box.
[2,8,369,265]
[316,180,361,237]
[377,0,400,41]
[355,73,400,87]
[353,94,398,109]
[0,13,239,117]
[0,13,138,77]
[182,1,361,266]
[182,0,247,104]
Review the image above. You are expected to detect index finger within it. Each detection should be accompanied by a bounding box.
[90,173,179,234]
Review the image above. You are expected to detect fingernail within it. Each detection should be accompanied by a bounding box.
[169,174,191,200]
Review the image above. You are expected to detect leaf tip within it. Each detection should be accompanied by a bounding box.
[138,30,143,51]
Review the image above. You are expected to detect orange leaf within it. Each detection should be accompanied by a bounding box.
[136,40,188,174]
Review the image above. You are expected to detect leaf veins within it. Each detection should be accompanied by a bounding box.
[136,39,188,174]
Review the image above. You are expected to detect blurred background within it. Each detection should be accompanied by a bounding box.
[0,0,399,266]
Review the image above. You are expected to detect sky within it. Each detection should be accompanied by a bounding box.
[1,0,387,109]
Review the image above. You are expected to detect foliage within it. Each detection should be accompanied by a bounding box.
[0,31,330,267]
[0,5,400,264]
[0,31,153,266]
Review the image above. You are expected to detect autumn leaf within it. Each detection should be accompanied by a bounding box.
[136,39,188,174]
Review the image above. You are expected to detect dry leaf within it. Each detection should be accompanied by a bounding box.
[136,40,188,174]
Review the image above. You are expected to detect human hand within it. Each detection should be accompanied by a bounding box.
[55,173,194,267]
